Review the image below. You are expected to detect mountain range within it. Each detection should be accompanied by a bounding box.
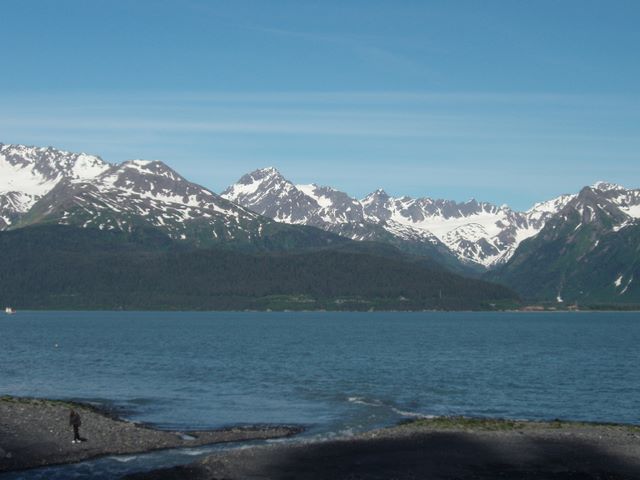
[222,168,640,304]
[1,142,639,306]
[0,143,348,252]
[0,142,517,310]
[222,167,583,269]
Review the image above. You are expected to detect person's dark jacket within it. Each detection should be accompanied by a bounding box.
[69,411,82,427]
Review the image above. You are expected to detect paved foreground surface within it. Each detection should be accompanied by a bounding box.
[125,418,640,480]
[0,396,302,473]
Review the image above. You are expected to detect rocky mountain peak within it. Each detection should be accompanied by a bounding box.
[0,143,111,228]
[92,159,216,206]
[222,167,291,197]
[0,143,110,191]
[257,166,280,176]
[360,189,393,222]
[241,166,284,183]
[105,159,183,182]
[571,186,631,227]
[525,193,576,227]
[222,168,319,224]
[591,181,625,192]
[362,188,390,202]
[533,186,633,244]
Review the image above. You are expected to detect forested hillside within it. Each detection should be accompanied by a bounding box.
[0,226,518,311]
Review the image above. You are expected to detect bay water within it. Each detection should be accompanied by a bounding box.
[1,311,639,478]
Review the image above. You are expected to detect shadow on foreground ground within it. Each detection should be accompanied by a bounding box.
[125,430,640,479]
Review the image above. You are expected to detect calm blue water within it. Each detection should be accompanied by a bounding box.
[2,311,640,479]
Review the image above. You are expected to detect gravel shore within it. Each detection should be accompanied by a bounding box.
[0,396,302,473]
[125,417,640,480]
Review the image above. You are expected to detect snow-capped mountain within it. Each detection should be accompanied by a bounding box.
[361,187,583,266]
[525,193,578,226]
[362,190,526,266]
[491,183,640,303]
[221,167,321,225]
[222,167,372,229]
[4,141,639,278]
[21,159,278,245]
[0,143,110,228]
[590,181,640,221]
[2,143,343,249]
[223,167,584,268]
[221,168,460,268]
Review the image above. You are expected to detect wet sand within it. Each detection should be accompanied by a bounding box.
[0,396,302,473]
[126,417,640,480]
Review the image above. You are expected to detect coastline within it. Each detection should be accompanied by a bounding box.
[0,396,303,473]
[125,417,640,480]
[3,396,640,479]
[5,308,640,314]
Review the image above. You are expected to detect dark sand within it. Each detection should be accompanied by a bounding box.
[126,418,640,480]
[0,396,302,473]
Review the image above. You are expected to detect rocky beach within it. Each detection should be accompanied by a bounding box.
[0,396,302,473]
[3,396,640,479]
[125,418,640,480]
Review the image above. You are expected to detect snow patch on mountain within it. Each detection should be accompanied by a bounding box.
[383,220,440,245]
[621,205,640,218]
[0,154,58,197]
[224,175,265,198]
[620,276,633,295]
[296,184,333,209]
[600,184,640,219]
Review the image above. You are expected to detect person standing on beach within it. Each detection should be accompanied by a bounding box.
[69,409,82,444]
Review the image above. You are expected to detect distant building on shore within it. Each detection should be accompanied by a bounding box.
[521,305,545,311]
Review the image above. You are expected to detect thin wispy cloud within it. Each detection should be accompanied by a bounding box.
[1,91,637,141]
[249,26,427,73]
[8,90,632,106]
[4,90,636,119]
[180,0,428,74]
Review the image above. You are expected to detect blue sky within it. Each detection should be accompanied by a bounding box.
[1,0,639,210]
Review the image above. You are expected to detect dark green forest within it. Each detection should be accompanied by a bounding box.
[0,226,518,311]
[489,213,640,306]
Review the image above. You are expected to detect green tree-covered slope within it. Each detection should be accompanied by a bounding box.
[489,187,640,305]
[0,225,518,311]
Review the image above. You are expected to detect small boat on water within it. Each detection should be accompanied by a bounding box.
[5,307,16,315]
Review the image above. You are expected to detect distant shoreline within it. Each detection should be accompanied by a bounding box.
[4,308,640,314]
